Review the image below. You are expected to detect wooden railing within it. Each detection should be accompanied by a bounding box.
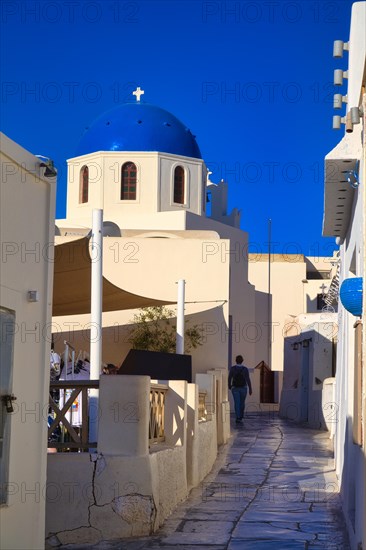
[199,391,208,422]
[48,380,168,451]
[48,380,99,451]
[149,384,168,443]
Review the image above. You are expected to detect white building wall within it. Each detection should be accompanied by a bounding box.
[249,255,307,372]
[323,4,366,548]
[0,134,56,550]
[65,152,206,229]
[185,212,256,369]
[334,194,364,548]
[280,324,335,429]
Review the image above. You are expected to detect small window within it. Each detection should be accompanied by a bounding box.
[121,162,137,200]
[79,166,89,204]
[173,166,185,204]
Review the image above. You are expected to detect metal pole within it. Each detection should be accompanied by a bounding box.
[64,343,69,380]
[90,208,103,378]
[89,208,103,447]
[71,349,75,379]
[176,279,185,354]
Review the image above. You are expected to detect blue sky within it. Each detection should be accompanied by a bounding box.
[1,0,354,256]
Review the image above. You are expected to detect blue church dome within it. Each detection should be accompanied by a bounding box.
[76,102,202,159]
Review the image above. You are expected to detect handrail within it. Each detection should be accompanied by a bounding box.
[48,381,99,451]
[50,380,99,389]
[150,383,169,391]
[49,380,168,451]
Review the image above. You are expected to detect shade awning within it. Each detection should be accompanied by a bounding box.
[53,237,173,316]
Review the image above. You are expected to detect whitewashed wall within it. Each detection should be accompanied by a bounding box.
[0,134,56,550]
[45,374,221,546]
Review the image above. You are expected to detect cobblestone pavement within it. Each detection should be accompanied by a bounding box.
[64,413,350,549]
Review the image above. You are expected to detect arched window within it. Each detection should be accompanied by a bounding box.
[79,166,89,204]
[121,162,137,200]
[173,166,185,204]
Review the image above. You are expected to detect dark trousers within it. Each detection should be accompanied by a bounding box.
[231,386,248,420]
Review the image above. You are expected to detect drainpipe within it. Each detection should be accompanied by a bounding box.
[302,279,308,313]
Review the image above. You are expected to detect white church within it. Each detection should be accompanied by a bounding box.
[53,87,259,387]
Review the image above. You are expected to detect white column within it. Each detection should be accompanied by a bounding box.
[176,279,185,354]
[89,208,103,447]
[90,208,103,378]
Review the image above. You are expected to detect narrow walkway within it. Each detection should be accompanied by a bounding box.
[65,413,350,549]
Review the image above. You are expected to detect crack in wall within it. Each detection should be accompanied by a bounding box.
[88,452,101,523]
[46,453,106,547]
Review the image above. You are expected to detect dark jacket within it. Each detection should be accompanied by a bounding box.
[228,364,252,392]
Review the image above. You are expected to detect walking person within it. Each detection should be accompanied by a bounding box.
[228,355,252,423]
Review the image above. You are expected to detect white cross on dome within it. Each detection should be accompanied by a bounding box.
[133,87,145,102]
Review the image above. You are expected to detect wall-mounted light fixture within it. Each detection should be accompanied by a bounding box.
[333,115,346,129]
[332,39,350,131]
[333,40,349,58]
[334,69,348,86]
[350,106,363,125]
[333,94,347,109]
[342,106,364,134]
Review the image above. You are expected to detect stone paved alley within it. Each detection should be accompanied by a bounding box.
[61,413,350,549]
